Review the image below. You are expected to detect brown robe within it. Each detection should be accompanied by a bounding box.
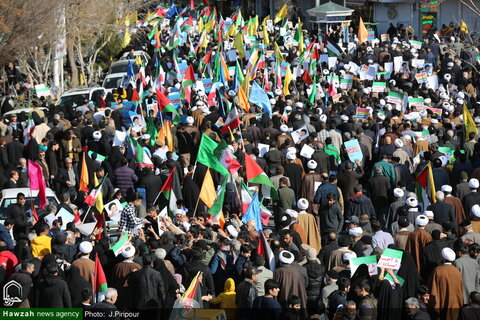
[300,172,322,214]
[273,265,307,309]
[72,257,95,288]
[472,220,480,233]
[444,196,467,235]
[393,230,410,250]
[111,260,142,309]
[405,229,432,275]
[428,264,463,320]
[297,213,321,252]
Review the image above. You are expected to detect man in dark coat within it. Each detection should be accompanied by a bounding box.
[428,191,456,231]
[92,288,118,311]
[345,184,376,221]
[420,230,453,281]
[236,266,260,320]
[6,131,24,167]
[368,166,391,227]
[8,193,27,241]
[337,160,363,200]
[180,247,215,296]
[55,159,79,197]
[128,254,166,308]
[138,166,163,208]
[264,142,283,176]
[36,262,72,308]
[283,153,303,197]
[311,143,330,175]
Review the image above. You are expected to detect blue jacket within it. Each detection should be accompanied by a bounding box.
[113,165,138,193]
[0,223,14,251]
[314,182,340,206]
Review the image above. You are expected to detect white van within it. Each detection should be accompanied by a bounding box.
[0,188,60,223]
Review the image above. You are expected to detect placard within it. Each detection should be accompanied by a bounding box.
[300,144,315,159]
[56,207,74,230]
[328,57,337,70]
[344,139,363,162]
[350,255,378,276]
[113,130,127,146]
[105,199,124,222]
[291,126,309,144]
[387,91,404,105]
[410,40,423,50]
[340,79,353,90]
[428,107,442,116]
[381,34,389,42]
[258,143,270,158]
[280,61,290,77]
[415,72,428,83]
[356,108,369,120]
[394,56,403,72]
[372,82,387,93]
[426,75,439,90]
[408,97,425,109]
[384,62,394,73]
[35,84,51,98]
[202,78,213,93]
[377,248,403,270]
[168,92,181,108]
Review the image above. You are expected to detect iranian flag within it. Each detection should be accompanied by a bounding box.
[94,253,108,295]
[129,136,154,168]
[257,231,275,271]
[221,106,241,134]
[214,140,241,175]
[328,72,337,97]
[110,232,129,256]
[84,174,108,211]
[23,113,35,146]
[416,162,436,210]
[156,89,178,114]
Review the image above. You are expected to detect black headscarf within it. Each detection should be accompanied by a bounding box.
[153,258,179,309]
[397,250,420,300]
[375,279,402,320]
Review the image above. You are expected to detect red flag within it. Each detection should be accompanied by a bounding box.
[28,160,47,209]
[256,231,276,271]
[183,65,196,85]
[302,69,313,84]
[190,0,194,9]
[99,96,107,108]
[131,88,139,101]
[328,74,337,97]
[94,212,105,240]
[157,7,167,16]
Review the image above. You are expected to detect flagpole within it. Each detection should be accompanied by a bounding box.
[192,195,201,218]
[81,206,93,224]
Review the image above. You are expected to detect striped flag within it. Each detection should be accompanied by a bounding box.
[416,162,436,210]
[324,33,342,57]
[110,232,129,256]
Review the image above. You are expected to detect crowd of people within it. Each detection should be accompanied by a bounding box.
[0,2,480,320]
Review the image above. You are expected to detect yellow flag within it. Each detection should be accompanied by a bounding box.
[274,42,284,62]
[241,72,251,97]
[234,32,245,59]
[135,55,142,65]
[358,17,369,44]
[199,169,216,208]
[145,11,154,23]
[464,103,478,139]
[283,66,293,96]
[122,29,131,48]
[94,175,104,214]
[253,15,259,35]
[198,17,204,32]
[274,4,288,24]
[237,85,250,112]
[263,15,271,25]
[205,18,215,32]
[461,20,469,34]
[228,23,238,37]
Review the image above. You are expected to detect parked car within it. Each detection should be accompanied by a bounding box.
[102,73,128,94]
[107,60,140,75]
[119,50,151,64]
[56,87,106,108]
[0,188,60,223]
[4,107,48,118]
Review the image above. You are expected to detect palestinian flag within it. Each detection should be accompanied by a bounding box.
[324,33,342,57]
[181,16,194,32]
[155,167,183,218]
[244,152,276,189]
[129,136,154,168]
[110,232,129,256]
[221,106,240,134]
[94,253,108,294]
[155,88,178,113]
[416,162,436,210]
[181,65,195,102]
[214,140,241,175]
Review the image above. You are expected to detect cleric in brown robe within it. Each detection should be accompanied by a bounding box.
[428,247,463,320]
[296,198,321,252]
[111,244,142,309]
[300,160,322,215]
[442,185,467,235]
[405,215,432,276]
[273,250,308,310]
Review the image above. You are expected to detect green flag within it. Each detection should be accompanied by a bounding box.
[308,75,317,104]
[197,134,230,176]
[145,117,158,147]
[208,179,227,217]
